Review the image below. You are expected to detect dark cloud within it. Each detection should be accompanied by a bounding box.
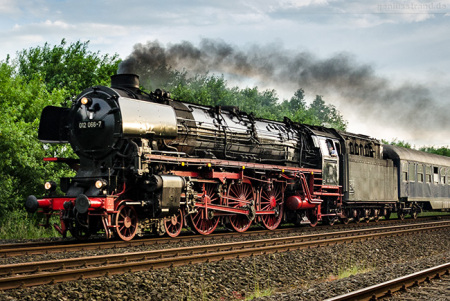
[119,39,448,142]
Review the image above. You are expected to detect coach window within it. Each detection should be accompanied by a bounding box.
[402,162,408,182]
[440,167,446,184]
[426,165,432,183]
[434,166,440,184]
[417,164,424,183]
[409,162,416,182]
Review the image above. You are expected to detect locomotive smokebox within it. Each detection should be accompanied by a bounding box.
[111,74,140,91]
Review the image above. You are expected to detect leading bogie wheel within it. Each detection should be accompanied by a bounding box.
[115,204,138,241]
[68,212,91,240]
[164,209,184,238]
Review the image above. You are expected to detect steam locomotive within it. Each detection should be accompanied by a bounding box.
[25,74,450,240]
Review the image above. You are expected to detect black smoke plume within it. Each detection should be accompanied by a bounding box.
[119,39,448,144]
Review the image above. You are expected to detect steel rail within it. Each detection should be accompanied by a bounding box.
[2,221,448,277]
[0,221,449,290]
[1,216,446,258]
[325,262,450,301]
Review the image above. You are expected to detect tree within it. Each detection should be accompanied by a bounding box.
[0,63,68,217]
[306,95,347,130]
[382,139,412,149]
[16,39,120,100]
[419,146,450,157]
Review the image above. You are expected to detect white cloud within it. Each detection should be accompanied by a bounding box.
[0,0,22,15]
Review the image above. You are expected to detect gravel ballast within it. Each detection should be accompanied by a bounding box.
[0,228,449,300]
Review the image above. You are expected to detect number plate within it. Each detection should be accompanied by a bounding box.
[78,121,104,129]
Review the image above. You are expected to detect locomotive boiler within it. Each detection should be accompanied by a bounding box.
[25,74,450,240]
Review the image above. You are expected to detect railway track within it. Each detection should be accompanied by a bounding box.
[0,220,449,290]
[326,262,450,301]
[1,215,446,258]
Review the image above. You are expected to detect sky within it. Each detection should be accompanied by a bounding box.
[1,0,450,147]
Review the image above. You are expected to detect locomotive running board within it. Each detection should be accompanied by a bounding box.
[144,153,320,174]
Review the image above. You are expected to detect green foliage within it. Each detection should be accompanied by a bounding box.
[419,146,450,157]
[0,64,72,218]
[307,95,347,130]
[382,138,412,149]
[382,139,450,158]
[16,39,120,100]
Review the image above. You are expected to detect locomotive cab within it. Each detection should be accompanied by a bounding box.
[305,126,342,186]
[317,137,340,186]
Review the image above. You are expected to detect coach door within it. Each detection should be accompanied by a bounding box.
[319,138,340,186]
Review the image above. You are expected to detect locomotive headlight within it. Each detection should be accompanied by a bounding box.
[80,97,92,106]
[44,181,57,192]
[95,179,108,189]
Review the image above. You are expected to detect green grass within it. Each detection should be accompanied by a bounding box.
[337,264,373,279]
[245,286,273,300]
[0,209,61,240]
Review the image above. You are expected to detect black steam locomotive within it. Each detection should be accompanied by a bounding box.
[25,74,450,240]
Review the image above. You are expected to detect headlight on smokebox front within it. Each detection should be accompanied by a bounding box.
[44,181,57,192]
[80,97,92,106]
[95,179,108,189]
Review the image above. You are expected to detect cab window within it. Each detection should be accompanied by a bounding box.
[319,139,338,157]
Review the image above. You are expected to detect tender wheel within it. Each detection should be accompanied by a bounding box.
[324,216,338,226]
[115,204,138,241]
[227,182,254,232]
[164,209,184,238]
[353,210,361,224]
[364,209,370,223]
[260,183,284,230]
[340,211,350,225]
[190,183,220,235]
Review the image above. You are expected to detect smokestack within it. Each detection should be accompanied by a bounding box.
[111,74,140,91]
